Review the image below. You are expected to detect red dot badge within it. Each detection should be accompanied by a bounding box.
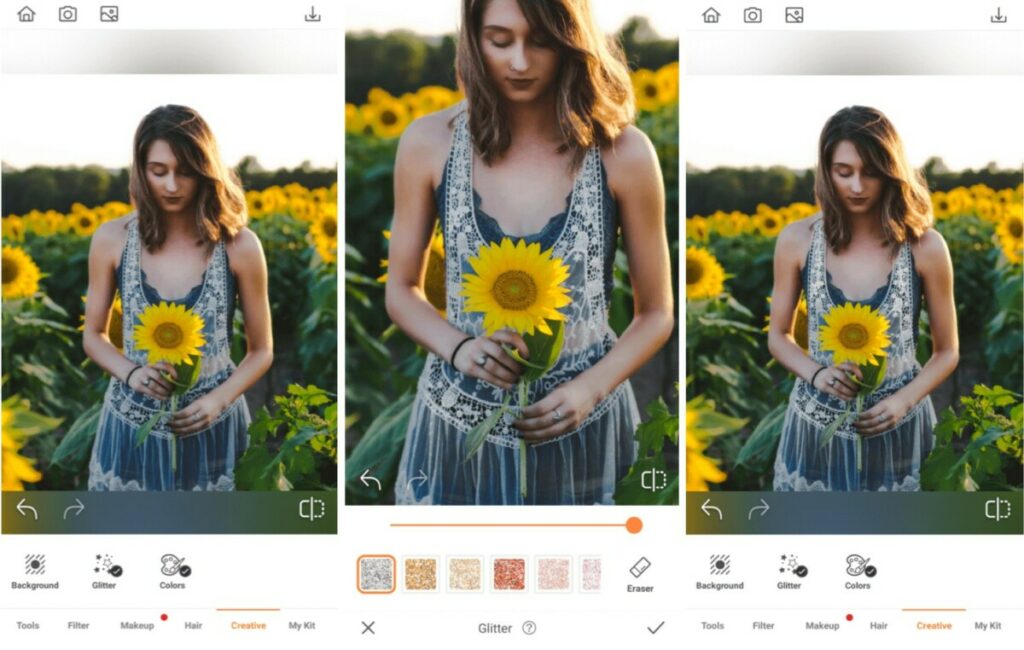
[161,614,168,622]
[846,614,853,622]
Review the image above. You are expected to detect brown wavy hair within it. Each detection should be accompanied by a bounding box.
[129,105,247,252]
[815,105,933,253]
[456,0,635,170]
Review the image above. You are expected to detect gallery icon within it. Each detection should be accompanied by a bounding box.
[845,554,877,578]
[99,5,118,22]
[160,554,192,578]
[25,554,46,575]
[709,554,731,576]
[779,554,808,578]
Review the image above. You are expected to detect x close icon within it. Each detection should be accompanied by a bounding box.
[361,621,376,635]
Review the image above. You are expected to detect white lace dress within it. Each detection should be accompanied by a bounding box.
[89,216,250,491]
[774,217,936,491]
[395,110,639,505]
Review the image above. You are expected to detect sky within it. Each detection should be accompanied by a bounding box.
[0,75,338,169]
[344,0,680,38]
[684,76,1023,171]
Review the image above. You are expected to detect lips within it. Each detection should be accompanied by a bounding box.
[507,78,536,89]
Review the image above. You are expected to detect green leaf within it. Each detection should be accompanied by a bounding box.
[133,410,165,447]
[344,391,415,501]
[50,402,102,469]
[735,402,786,471]
[921,444,962,491]
[235,447,279,491]
[463,393,512,460]
[518,319,565,383]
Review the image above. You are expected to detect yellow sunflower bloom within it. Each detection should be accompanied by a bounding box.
[377,230,446,316]
[818,302,891,366]
[79,293,124,351]
[655,61,679,105]
[996,211,1023,265]
[685,245,725,300]
[3,215,26,242]
[631,68,662,112]
[69,208,100,237]
[368,95,410,139]
[754,209,784,237]
[764,294,809,351]
[310,205,338,264]
[2,245,42,300]
[686,215,709,243]
[345,102,365,135]
[685,404,727,492]
[461,238,571,336]
[133,301,206,365]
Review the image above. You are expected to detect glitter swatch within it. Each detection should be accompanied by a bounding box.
[537,557,571,592]
[448,557,482,592]
[492,558,526,591]
[404,557,437,591]
[358,556,395,593]
[581,557,602,592]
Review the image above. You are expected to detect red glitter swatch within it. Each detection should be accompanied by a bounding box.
[492,558,526,591]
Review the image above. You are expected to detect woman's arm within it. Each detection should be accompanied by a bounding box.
[384,113,528,390]
[169,228,273,435]
[768,221,863,401]
[856,228,959,435]
[83,218,178,401]
[515,126,674,441]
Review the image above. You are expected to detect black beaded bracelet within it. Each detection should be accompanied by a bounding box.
[124,365,142,386]
[809,365,826,389]
[449,336,475,369]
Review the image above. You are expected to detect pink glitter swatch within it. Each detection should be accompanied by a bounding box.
[581,557,602,592]
[537,557,571,592]
[492,558,526,591]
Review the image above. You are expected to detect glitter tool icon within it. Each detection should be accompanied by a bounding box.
[709,554,731,576]
[160,554,191,577]
[779,554,808,578]
[95,554,123,577]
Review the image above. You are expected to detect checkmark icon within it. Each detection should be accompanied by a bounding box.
[647,621,665,634]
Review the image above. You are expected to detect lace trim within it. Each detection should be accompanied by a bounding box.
[420,109,619,447]
[103,383,247,439]
[88,458,235,491]
[773,459,921,492]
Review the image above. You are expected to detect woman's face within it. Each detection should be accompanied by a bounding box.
[145,139,198,215]
[479,0,560,104]
[829,139,884,216]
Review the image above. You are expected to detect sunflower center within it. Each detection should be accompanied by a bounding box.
[1010,217,1023,238]
[644,84,658,98]
[2,256,19,283]
[838,323,869,350]
[381,109,398,126]
[154,322,184,349]
[686,258,704,284]
[492,270,538,310]
[765,217,777,228]
[79,216,91,227]
[322,216,337,238]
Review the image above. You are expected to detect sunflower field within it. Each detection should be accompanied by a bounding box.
[345,62,680,504]
[1,184,339,491]
[685,183,1024,492]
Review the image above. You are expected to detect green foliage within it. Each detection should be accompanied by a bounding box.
[921,385,1022,491]
[614,397,680,505]
[235,384,338,491]
[345,391,416,504]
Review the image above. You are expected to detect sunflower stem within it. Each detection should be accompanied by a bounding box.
[518,380,530,499]
[170,394,178,475]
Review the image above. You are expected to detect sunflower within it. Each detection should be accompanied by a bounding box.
[754,208,783,237]
[931,191,951,220]
[2,245,42,300]
[461,238,571,336]
[818,302,891,366]
[631,68,662,112]
[368,95,410,139]
[310,206,338,264]
[764,293,809,351]
[70,209,99,237]
[3,215,26,242]
[686,215,709,243]
[2,405,45,491]
[685,246,725,300]
[79,293,124,351]
[655,61,679,105]
[996,211,1023,265]
[378,229,447,316]
[133,301,206,365]
[685,405,727,492]
[345,102,365,135]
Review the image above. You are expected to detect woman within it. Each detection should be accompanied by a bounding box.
[768,105,959,491]
[386,0,674,505]
[83,105,273,491]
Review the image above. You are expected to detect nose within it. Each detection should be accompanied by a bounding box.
[850,175,863,194]
[165,173,179,193]
[510,42,528,73]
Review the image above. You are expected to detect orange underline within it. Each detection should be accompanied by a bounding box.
[391,523,623,528]
[901,608,967,612]
[216,608,282,612]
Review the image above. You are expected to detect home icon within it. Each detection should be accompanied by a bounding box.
[18,6,36,22]
[703,7,721,24]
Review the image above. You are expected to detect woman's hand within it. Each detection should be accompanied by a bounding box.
[513,378,601,443]
[168,394,227,436]
[855,393,912,436]
[811,361,864,402]
[453,330,529,391]
[127,362,178,401]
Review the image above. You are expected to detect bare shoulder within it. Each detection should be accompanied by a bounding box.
[776,215,818,266]
[911,227,951,275]
[90,214,133,263]
[226,227,266,273]
[397,105,459,186]
[602,125,658,189]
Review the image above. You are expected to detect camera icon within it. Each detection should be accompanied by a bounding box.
[58,6,78,22]
[743,7,763,23]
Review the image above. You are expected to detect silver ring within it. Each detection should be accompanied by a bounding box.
[192,414,200,423]
[475,354,488,367]
[143,377,151,387]
[552,409,563,422]
[829,378,837,387]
